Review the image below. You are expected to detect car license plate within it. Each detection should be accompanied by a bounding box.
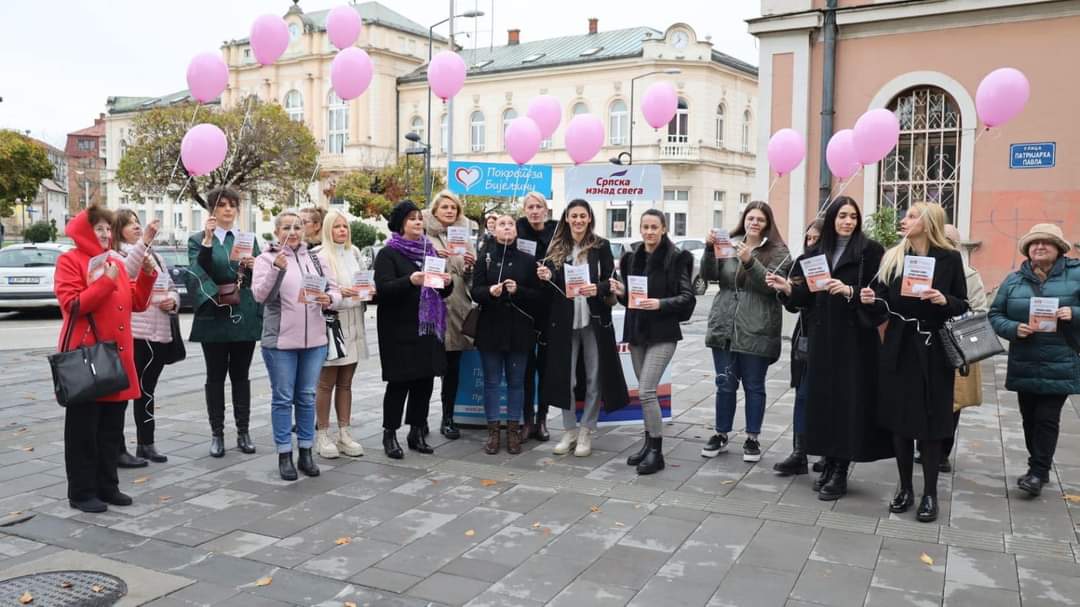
[8,277,40,285]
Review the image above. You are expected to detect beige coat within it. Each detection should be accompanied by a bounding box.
[423,210,475,352]
[954,262,989,411]
[318,245,369,365]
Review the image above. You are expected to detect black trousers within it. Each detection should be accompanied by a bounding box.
[941,410,963,459]
[65,401,127,502]
[201,341,255,434]
[441,350,463,418]
[133,339,169,445]
[1018,392,1067,481]
[385,378,434,431]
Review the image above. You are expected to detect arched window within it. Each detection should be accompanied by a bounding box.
[470,111,485,152]
[609,100,628,146]
[284,90,304,122]
[715,104,725,148]
[439,113,448,154]
[327,90,348,154]
[410,116,424,144]
[741,110,752,153]
[572,102,589,116]
[667,98,689,143]
[878,86,961,224]
[502,108,517,150]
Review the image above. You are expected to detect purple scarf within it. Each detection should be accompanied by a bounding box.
[387,232,447,341]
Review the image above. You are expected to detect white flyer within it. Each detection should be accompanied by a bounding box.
[423,256,447,289]
[352,270,375,301]
[517,238,537,257]
[151,272,170,302]
[798,255,831,292]
[901,256,936,298]
[447,227,470,256]
[87,252,111,283]
[298,274,327,304]
[712,228,735,259]
[1029,297,1059,333]
[627,275,649,309]
[229,231,256,261]
[564,263,590,298]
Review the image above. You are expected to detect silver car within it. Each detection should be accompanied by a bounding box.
[0,243,73,310]
[673,238,708,295]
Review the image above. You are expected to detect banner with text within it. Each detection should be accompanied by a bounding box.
[564,164,662,202]
[448,161,552,198]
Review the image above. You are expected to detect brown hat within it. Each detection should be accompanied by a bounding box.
[1018,223,1070,257]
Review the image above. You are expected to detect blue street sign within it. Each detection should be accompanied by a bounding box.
[1009,142,1056,169]
[448,161,552,198]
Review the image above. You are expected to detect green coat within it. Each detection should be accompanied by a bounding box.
[989,257,1080,395]
[702,239,792,361]
[186,232,263,343]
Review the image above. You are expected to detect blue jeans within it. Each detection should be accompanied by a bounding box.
[711,348,770,435]
[262,345,327,453]
[793,372,809,435]
[479,351,528,423]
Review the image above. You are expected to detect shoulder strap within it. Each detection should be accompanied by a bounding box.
[60,299,99,352]
[307,250,324,277]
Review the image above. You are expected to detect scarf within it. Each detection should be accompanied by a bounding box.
[387,232,447,341]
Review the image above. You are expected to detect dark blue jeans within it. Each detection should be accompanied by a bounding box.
[793,372,809,435]
[711,348,770,435]
[479,350,528,423]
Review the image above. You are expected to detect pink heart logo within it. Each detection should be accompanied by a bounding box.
[454,166,481,190]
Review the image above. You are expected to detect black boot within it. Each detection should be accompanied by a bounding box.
[812,458,825,473]
[118,449,149,469]
[627,433,651,466]
[1017,472,1044,497]
[812,458,834,492]
[636,436,665,475]
[440,402,461,440]
[383,429,403,459]
[297,447,320,477]
[278,452,298,481]
[206,382,226,457]
[889,487,915,513]
[773,433,808,476]
[408,425,434,454]
[136,444,168,463]
[209,434,225,458]
[819,460,849,501]
[233,379,252,439]
[916,495,938,522]
[236,432,256,454]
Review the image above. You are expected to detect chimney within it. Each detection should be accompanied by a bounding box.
[588,18,598,34]
[507,29,520,45]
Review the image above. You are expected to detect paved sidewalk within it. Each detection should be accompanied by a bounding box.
[0,312,1078,606]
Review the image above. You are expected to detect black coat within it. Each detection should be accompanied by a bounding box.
[787,236,894,461]
[866,246,968,440]
[471,241,541,353]
[538,239,629,412]
[373,246,454,383]
[616,238,696,345]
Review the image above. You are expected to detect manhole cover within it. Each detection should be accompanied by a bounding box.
[0,570,126,606]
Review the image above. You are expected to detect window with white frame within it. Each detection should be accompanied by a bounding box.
[713,190,725,203]
[664,189,689,202]
[410,116,424,143]
[713,210,724,228]
[572,102,588,116]
[667,98,689,143]
[741,110,752,153]
[284,90,304,122]
[173,210,184,231]
[609,100,628,146]
[470,111,485,152]
[440,113,448,154]
[715,104,725,147]
[327,90,348,154]
[502,108,517,149]
[739,193,750,212]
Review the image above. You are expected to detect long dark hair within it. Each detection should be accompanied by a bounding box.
[816,196,866,258]
[731,200,786,247]
[545,199,601,267]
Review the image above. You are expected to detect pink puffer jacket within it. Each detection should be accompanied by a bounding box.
[252,242,340,350]
[121,244,180,343]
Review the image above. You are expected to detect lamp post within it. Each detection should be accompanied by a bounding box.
[404,131,430,199]
[608,68,680,237]
[425,9,484,204]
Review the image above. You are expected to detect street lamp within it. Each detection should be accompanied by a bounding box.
[404,131,430,199]
[607,68,680,237]
[73,169,91,208]
[425,9,485,203]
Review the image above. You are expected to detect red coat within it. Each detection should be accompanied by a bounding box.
[53,210,156,402]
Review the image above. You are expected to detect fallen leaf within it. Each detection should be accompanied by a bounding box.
[14,427,27,435]
[1064,494,1080,504]
[132,477,149,484]
[720,480,736,485]
[531,522,541,529]
[60,581,72,589]
[20,446,33,453]
[614,522,625,527]
[91,585,103,593]
[159,496,171,503]
[18,591,32,604]
[464,529,476,537]
[919,553,934,566]
[335,537,352,545]
[480,479,498,487]
[542,527,551,536]
[430,479,439,485]
[344,602,358,607]
[671,463,681,468]
[589,505,601,513]
[8,511,21,517]
[255,577,272,587]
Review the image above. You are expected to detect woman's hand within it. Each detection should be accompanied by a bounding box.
[314,292,332,308]
[240,256,255,270]
[436,248,450,259]
[1057,307,1073,322]
[536,264,552,282]
[919,288,947,306]
[609,278,625,297]
[859,287,876,305]
[340,286,359,298]
[463,251,476,267]
[1016,323,1034,338]
[105,263,119,281]
[273,253,288,270]
[202,217,217,246]
[736,241,752,264]
[765,273,792,296]
[638,298,661,311]
[825,279,852,299]
[143,219,161,246]
[489,282,504,298]
[504,279,517,294]
[141,255,156,275]
[579,283,598,297]
[158,298,176,312]
[409,272,425,286]
[705,230,717,246]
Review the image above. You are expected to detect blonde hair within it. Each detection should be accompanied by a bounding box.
[429,189,463,221]
[522,191,548,210]
[877,202,954,284]
[320,209,358,284]
[274,210,303,230]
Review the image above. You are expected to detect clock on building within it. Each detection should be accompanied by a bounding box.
[672,31,689,49]
[288,23,300,42]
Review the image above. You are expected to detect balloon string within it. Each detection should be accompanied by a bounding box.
[167,104,201,188]
[767,173,781,195]
[873,296,933,346]
[974,127,990,146]
[816,170,862,220]
[173,175,194,206]
[223,95,256,187]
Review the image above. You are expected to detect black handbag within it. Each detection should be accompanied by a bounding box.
[48,300,130,407]
[938,312,1005,376]
[307,250,348,361]
[163,313,187,365]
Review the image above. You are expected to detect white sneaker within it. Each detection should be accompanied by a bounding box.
[574,428,592,457]
[315,429,340,459]
[337,425,364,457]
[553,431,577,455]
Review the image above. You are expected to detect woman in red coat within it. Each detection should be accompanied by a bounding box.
[54,206,156,513]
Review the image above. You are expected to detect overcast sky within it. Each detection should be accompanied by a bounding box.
[0,0,760,148]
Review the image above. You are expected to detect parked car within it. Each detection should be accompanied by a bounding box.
[608,238,642,264]
[0,242,72,310]
[154,245,194,310]
[673,238,708,295]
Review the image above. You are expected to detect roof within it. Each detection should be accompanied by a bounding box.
[69,122,105,138]
[28,137,64,157]
[107,90,220,115]
[228,1,445,45]
[39,179,66,194]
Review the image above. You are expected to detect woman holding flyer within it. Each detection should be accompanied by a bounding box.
[472,215,541,454]
[989,223,1080,497]
[112,210,177,466]
[700,201,791,463]
[767,199,893,500]
[375,201,455,458]
[537,199,628,457]
[189,187,262,458]
[312,209,369,459]
[252,210,336,481]
[609,210,695,474]
[859,202,967,522]
[423,190,476,441]
[517,192,558,441]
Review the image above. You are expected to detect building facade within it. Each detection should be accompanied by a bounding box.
[752,0,1080,289]
[65,115,106,215]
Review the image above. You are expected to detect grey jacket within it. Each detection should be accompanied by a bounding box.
[702,239,792,361]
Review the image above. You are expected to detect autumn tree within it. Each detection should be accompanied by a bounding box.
[335,157,445,220]
[0,130,54,218]
[117,97,318,209]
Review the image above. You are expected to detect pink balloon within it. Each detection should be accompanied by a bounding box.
[331,48,373,100]
[976,67,1030,128]
[250,15,289,66]
[428,51,466,101]
[641,82,678,129]
[505,117,542,165]
[564,114,604,165]
[181,124,228,177]
[852,109,900,165]
[326,6,363,50]
[186,53,228,103]
[825,129,861,180]
[526,95,561,139]
[766,128,805,176]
